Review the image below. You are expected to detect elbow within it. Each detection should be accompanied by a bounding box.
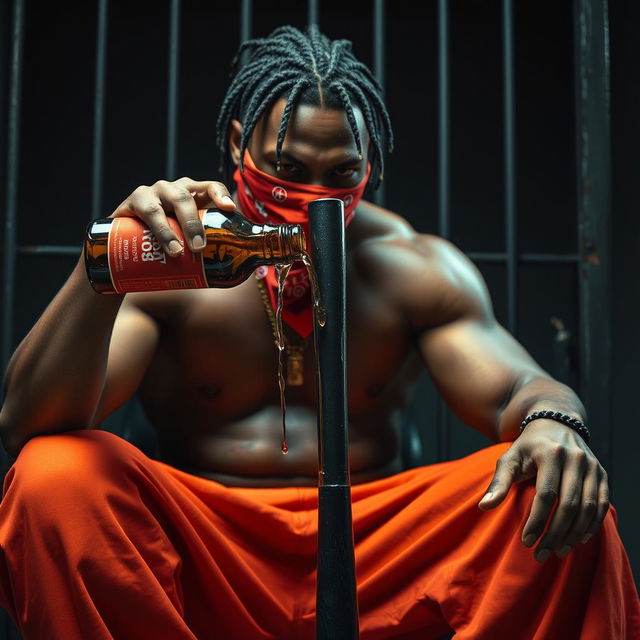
[0,406,91,460]
[1,436,21,461]
[0,411,21,459]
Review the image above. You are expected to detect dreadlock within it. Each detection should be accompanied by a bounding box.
[215,24,394,194]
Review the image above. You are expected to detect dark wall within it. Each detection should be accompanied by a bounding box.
[0,1,637,616]
[610,0,640,589]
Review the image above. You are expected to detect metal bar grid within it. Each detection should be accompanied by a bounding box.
[0,1,615,636]
[0,0,612,485]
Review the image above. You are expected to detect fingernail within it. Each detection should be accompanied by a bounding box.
[480,492,493,503]
[221,196,235,207]
[536,549,551,563]
[524,534,537,547]
[192,235,205,250]
[581,533,592,544]
[557,545,572,558]
[168,239,183,255]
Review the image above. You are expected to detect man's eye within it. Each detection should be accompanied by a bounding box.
[273,162,300,173]
[271,163,359,177]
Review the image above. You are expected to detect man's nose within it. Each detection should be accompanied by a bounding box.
[306,173,332,187]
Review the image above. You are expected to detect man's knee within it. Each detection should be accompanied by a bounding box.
[3,429,138,502]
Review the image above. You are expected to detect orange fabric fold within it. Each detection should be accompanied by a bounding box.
[0,429,638,639]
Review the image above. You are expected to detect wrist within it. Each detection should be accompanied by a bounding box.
[519,409,591,445]
[523,401,586,424]
[496,375,588,442]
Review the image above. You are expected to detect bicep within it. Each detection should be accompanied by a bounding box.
[418,318,546,440]
[91,297,160,426]
[406,234,549,440]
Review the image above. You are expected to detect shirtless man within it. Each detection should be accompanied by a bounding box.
[0,24,637,640]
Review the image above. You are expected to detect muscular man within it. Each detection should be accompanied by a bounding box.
[0,24,638,640]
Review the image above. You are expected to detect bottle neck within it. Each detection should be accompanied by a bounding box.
[263,224,306,261]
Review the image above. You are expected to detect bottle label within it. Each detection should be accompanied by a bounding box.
[108,214,207,293]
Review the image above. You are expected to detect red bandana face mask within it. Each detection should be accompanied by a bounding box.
[233,147,372,339]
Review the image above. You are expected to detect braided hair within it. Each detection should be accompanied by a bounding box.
[215,24,394,195]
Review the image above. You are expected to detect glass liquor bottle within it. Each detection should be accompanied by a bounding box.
[85,208,305,294]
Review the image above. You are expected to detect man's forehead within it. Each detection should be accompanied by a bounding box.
[251,96,369,153]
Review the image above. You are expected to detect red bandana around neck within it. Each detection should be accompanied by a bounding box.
[233,147,372,339]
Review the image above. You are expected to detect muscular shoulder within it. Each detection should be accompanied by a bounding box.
[348,199,414,243]
[351,201,494,331]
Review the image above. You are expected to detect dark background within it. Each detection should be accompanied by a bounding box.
[610,0,640,585]
[0,3,637,633]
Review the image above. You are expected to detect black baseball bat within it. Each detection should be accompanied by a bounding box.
[309,198,359,640]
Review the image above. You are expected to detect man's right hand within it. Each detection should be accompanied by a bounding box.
[109,177,237,256]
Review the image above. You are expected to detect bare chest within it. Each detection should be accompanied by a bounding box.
[139,271,421,430]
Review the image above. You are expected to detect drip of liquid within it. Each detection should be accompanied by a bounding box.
[274,263,292,454]
[301,251,326,327]
[273,251,326,455]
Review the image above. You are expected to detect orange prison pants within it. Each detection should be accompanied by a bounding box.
[0,428,638,639]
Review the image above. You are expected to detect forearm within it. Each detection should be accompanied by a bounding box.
[0,252,125,455]
[497,373,587,442]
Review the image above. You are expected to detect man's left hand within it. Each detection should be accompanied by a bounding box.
[477,419,610,563]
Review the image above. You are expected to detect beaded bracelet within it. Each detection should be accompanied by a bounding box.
[519,410,591,445]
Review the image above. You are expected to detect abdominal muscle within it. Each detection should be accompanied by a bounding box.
[149,402,404,488]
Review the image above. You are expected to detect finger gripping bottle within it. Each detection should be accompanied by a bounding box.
[85,208,305,294]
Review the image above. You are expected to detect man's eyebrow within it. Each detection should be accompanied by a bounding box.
[264,150,362,166]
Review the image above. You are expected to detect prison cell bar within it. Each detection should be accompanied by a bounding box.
[1,0,24,378]
[573,0,613,473]
[308,0,319,29]
[166,0,180,181]
[503,0,517,335]
[239,0,252,77]
[91,0,108,222]
[436,0,451,462]
[372,0,386,208]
